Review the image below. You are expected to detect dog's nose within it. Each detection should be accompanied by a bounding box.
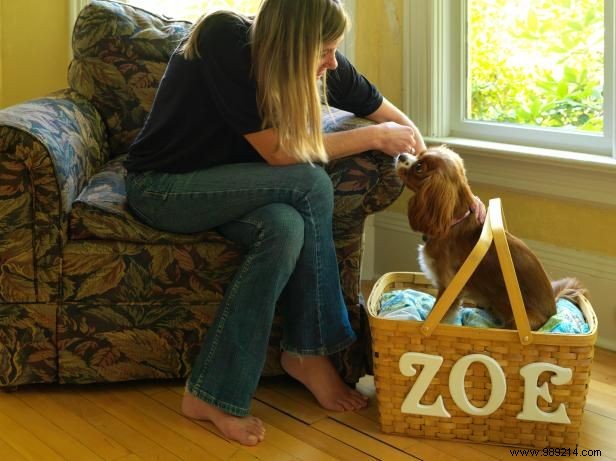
[397,153,412,166]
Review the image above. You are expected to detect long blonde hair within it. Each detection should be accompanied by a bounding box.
[181,0,349,163]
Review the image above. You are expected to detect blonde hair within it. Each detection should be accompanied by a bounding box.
[181,0,349,164]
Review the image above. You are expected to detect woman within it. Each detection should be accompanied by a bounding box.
[124,0,425,446]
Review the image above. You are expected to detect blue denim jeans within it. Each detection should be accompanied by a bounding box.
[125,162,356,416]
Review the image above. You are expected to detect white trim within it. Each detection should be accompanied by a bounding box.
[361,214,376,281]
[404,0,451,137]
[428,136,616,207]
[369,210,616,351]
[0,0,4,108]
[608,0,616,156]
[341,0,356,65]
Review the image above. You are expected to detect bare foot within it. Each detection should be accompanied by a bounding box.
[280,351,369,411]
[181,391,265,446]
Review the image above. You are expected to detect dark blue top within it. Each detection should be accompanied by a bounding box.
[124,12,383,173]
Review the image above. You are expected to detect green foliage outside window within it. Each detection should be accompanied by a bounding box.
[468,0,604,132]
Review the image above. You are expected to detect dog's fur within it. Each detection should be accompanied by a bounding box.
[395,146,586,330]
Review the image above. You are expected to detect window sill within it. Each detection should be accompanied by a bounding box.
[425,136,616,207]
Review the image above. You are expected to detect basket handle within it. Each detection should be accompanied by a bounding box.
[420,198,533,345]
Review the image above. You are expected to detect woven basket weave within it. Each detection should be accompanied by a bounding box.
[366,199,597,448]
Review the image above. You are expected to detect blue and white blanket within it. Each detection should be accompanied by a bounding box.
[378,289,589,334]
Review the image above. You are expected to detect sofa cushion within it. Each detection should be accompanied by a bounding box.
[68,0,191,157]
[69,155,225,244]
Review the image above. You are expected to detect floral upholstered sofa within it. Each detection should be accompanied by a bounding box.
[0,0,402,387]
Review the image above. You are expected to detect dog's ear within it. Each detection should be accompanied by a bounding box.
[455,156,477,212]
[408,170,458,238]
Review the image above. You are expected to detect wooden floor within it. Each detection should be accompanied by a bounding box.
[1,352,614,461]
[1,289,615,460]
[0,352,614,461]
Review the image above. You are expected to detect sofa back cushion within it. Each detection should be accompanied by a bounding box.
[68,0,191,157]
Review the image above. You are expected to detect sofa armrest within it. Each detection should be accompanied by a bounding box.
[0,89,110,303]
[324,108,403,215]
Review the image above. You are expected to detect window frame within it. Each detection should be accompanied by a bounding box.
[450,0,614,157]
[403,0,616,206]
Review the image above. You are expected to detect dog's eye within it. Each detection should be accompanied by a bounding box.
[414,161,424,173]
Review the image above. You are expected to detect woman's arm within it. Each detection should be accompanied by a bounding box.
[243,98,426,165]
[365,97,427,153]
[323,98,427,160]
[244,125,386,165]
[245,123,407,165]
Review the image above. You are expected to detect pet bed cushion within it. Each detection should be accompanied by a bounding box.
[378,289,589,334]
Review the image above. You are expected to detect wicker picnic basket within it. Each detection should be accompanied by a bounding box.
[366,199,597,448]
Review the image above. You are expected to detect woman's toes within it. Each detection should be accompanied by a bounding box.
[248,418,266,439]
[339,391,368,410]
[245,434,259,446]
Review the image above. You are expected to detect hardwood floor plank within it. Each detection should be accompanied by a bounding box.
[168,383,186,395]
[586,379,616,420]
[420,439,501,461]
[252,399,376,461]
[238,442,295,461]
[228,451,262,460]
[257,376,336,415]
[590,349,616,385]
[136,380,183,396]
[312,418,421,461]
[149,389,297,461]
[15,388,130,460]
[254,385,328,424]
[115,454,146,461]
[251,419,336,460]
[81,388,217,461]
[147,389,223,434]
[138,384,241,459]
[0,409,64,461]
[327,410,414,451]
[0,433,29,460]
[112,388,236,459]
[329,406,499,461]
[52,390,182,460]
[354,399,381,422]
[0,392,101,460]
[578,411,616,459]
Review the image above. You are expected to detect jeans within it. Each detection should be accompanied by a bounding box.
[125,162,356,416]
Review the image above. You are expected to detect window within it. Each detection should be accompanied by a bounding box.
[406,0,615,158]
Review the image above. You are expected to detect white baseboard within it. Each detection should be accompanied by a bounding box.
[367,210,616,352]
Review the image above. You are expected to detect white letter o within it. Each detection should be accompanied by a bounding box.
[449,354,507,416]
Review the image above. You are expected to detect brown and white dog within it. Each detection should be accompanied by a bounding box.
[395,146,586,330]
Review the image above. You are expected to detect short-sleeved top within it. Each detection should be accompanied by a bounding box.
[124,12,383,173]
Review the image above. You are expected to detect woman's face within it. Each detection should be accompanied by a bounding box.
[317,36,343,78]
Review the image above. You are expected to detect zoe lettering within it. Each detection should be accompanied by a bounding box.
[398,352,572,424]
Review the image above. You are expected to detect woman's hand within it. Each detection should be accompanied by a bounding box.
[472,195,487,224]
[375,122,426,157]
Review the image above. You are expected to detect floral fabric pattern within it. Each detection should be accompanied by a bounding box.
[69,0,191,156]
